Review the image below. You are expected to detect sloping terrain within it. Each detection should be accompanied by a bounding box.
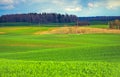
[0,26,120,77]
[34,26,120,34]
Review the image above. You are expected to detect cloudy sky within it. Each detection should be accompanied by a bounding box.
[0,0,120,16]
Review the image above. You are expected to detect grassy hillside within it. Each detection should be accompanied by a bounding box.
[0,26,120,77]
[0,22,75,27]
[0,21,108,27]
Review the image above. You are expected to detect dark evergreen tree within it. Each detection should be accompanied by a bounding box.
[0,13,78,24]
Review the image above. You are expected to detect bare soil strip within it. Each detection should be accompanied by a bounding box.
[0,32,6,34]
[34,27,120,35]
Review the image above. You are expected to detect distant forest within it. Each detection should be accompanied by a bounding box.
[0,13,120,24]
[0,13,78,24]
[79,16,120,21]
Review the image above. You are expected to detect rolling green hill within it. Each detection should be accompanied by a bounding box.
[0,26,120,77]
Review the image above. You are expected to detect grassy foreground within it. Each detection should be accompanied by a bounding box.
[0,25,120,77]
[0,60,120,77]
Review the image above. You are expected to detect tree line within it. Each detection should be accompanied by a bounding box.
[0,13,78,24]
[79,16,120,21]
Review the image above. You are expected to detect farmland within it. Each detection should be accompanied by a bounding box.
[0,24,120,77]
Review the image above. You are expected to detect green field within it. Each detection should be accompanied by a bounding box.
[0,25,120,77]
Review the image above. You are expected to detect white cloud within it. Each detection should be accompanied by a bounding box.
[106,0,120,10]
[3,5,14,9]
[88,3,94,8]
[88,2,99,8]
[27,0,83,12]
[78,0,120,16]
[65,7,82,12]
[0,0,14,4]
[88,0,120,10]
[30,0,48,4]
[52,0,64,5]
[51,0,82,12]
[0,0,26,10]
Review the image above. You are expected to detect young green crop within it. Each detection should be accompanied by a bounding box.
[0,26,120,77]
[0,60,120,77]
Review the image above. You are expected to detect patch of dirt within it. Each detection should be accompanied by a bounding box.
[34,31,51,35]
[0,43,41,47]
[76,27,120,34]
[0,32,6,34]
[34,28,56,35]
[34,27,120,35]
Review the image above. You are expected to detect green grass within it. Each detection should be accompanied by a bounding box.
[0,26,120,77]
[0,60,120,77]
[0,22,75,27]
[87,25,109,28]
[0,22,36,26]
[0,26,51,35]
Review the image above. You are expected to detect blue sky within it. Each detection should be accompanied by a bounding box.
[0,0,120,16]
